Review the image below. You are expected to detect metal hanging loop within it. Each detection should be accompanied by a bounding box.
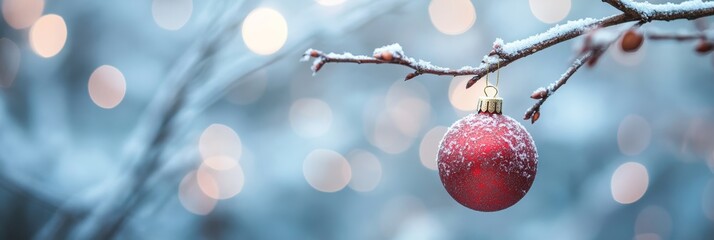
[483,62,501,97]
[484,85,499,97]
[495,61,500,88]
[477,61,503,114]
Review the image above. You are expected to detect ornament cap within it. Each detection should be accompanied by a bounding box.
[477,96,503,114]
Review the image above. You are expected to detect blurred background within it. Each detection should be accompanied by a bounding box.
[0,0,713,239]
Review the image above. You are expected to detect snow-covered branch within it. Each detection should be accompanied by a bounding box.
[603,0,650,19]
[302,1,714,122]
[605,0,714,21]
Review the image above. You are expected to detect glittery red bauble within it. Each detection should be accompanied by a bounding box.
[438,112,538,212]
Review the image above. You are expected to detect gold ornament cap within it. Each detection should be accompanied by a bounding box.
[477,96,502,114]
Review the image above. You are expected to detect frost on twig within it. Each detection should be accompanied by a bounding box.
[301,43,482,80]
[302,0,714,122]
[524,51,594,123]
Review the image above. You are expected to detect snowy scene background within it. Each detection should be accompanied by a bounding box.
[1,0,714,239]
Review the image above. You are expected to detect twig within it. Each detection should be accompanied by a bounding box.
[524,51,594,123]
[302,46,481,80]
[524,21,647,122]
[648,30,710,41]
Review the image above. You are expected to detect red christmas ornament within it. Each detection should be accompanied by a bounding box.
[438,92,538,212]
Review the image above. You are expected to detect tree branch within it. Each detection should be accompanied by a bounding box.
[302,14,637,85]
[301,0,714,122]
[304,1,714,84]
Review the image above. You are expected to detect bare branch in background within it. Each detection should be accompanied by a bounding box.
[648,31,709,40]
[647,28,714,54]
[301,0,714,122]
[36,0,416,239]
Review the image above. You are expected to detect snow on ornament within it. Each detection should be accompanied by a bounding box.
[437,80,538,212]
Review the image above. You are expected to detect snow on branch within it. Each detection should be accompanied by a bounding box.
[603,0,647,18]
[301,44,480,80]
[604,0,714,21]
[302,0,714,123]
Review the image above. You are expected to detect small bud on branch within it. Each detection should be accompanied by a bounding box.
[621,29,644,52]
[531,88,548,99]
[696,40,714,54]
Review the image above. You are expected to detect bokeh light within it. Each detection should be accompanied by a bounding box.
[0,38,21,88]
[152,0,193,31]
[419,126,448,170]
[178,171,217,215]
[88,65,127,109]
[347,150,382,192]
[528,0,571,24]
[389,98,430,138]
[449,75,485,112]
[242,8,288,55]
[635,205,672,239]
[303,149,351,192]
[385,80,431,138]
[364,81,429,155]
[203,155,238,171]
[197,161,245,200]
[290,98,333,138]
[617,114,651,156]
[369,111,414,154]
[316,0,346,6]
[681,117,714,160]
[2,0,44,29]
[391,212,445,240]
[428,0,476,35]
[29,14,67,58]
[198,124,242,163]
[611,162,649,204]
